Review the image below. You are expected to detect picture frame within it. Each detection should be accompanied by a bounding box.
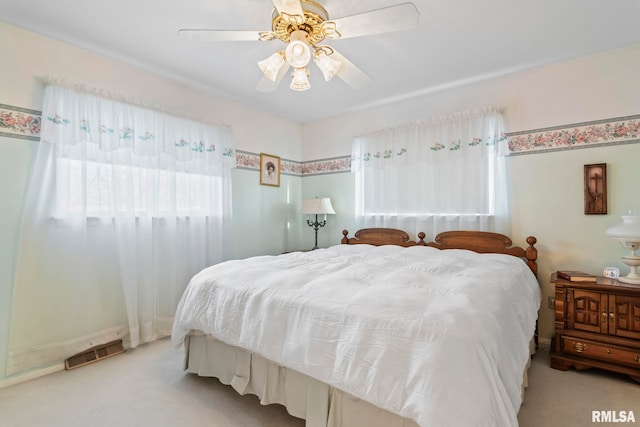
[260,153,281,187]
[584,163,607,215]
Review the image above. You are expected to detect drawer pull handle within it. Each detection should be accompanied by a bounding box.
[635,354,640,363]
[606,348,612,355]
[573,342,587,353]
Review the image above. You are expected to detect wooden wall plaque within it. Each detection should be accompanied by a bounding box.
[584,163,607,215]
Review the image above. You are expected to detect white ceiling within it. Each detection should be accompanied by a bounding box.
[2,0,640,123]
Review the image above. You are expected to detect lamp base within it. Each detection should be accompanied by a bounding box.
[619,252,640,285]
[306,214,326,251]
[618,276,640,285]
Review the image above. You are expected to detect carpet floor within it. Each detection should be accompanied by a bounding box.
[1,338,639,426]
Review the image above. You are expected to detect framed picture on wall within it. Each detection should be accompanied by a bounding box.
[584,163,607,215]
[260,153,281,187]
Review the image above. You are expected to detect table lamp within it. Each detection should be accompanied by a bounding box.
[300,197,335,250]
[606,214,640,285]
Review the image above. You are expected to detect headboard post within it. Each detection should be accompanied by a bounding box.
[525,236,538,277]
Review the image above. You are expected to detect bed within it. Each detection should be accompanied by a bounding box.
[172,228,540,427]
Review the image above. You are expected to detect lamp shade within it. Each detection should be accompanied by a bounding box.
[285,30,311,68]
[300,198,335,215]
[258,51,285,81]
[290,67,311,91]
[314,51,342,81]
[606,215,640,241]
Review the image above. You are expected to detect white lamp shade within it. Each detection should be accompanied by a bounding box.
[258,52,285,81]
[314,51,342,81]
[300,198,335,215]
[606,215,640,241]
[290,67,311,91]
[285,30,311,68]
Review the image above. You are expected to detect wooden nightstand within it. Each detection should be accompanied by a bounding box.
[550,272,640,382]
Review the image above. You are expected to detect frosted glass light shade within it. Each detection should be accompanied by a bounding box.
[290,67,311,91]
[606,215,640,285]
[314,51,342,81]
[300,198,335,215]
[258,52,285,81]
[285,30,311,68]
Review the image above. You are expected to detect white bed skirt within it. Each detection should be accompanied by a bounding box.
[183,331,534,427]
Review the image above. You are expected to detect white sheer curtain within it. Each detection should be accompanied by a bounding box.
[352,107,508,240]
[7,84,234,375]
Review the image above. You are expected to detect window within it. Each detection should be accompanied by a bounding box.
[8,83,235,376]
[56,158,223,217]
[352,108,508,236]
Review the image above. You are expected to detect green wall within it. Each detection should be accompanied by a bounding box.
[0,136,37,386]
[233,169,303,258]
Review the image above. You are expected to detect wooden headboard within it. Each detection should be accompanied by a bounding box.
[341,228,427,247]
[341,228,538,277]
[426,230,538,277]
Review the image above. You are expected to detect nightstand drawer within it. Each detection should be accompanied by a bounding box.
[562,336,640,368]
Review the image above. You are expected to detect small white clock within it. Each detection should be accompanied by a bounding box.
[603,267,620,279]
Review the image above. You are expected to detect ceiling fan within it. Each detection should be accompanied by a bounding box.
[178,0,419,92]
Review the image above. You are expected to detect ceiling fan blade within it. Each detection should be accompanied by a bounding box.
[272,0,304,23]
[329,50,372,90]
[256,64,291,92]
[178,29,264,42]
[325,2,419,39]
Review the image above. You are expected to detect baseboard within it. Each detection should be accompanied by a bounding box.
[0,363,65,390]
[1,339,126,389]
[6,325,129,376]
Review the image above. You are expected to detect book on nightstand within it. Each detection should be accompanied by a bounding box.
[556,270,597,282]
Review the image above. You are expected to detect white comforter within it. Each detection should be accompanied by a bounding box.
[172,244,541,427]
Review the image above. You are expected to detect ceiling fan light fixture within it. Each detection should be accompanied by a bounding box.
[285,30,312,68]
[179,1,420,93]
[314,50,342,81]
[290,67,311,91]
[258,51,286,81]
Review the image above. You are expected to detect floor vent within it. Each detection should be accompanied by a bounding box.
[64,339,124,370]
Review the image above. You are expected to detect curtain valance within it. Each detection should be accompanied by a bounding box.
[40,85,235,167]
[352,107,507,171]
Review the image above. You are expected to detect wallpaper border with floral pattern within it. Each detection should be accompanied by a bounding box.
[3,103,639,167]
[506,114,640,155]
[0,104,42,141]
[236,150,351,177]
